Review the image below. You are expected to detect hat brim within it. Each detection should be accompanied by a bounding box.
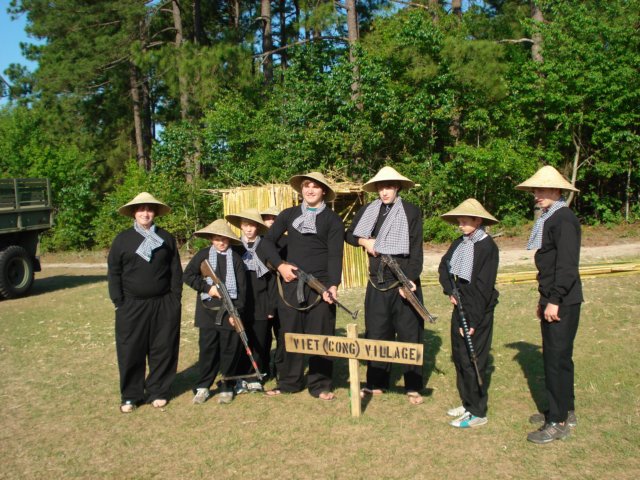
[362,179,415,193]
[226,214,268,236]
[440,213,498,226]
[193,231,242,244]
[118,203,171,218]
[289,174,337,202]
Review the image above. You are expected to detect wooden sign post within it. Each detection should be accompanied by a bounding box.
[285,324,423,417]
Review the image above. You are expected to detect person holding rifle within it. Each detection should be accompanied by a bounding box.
[345,166,425,405]
[183,219,247,405]
[257,172,344,401]
[516,166,582,444]
[437,199,500,428]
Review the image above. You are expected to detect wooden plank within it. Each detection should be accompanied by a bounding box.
[284,333,423,365]
[346,324,361,417]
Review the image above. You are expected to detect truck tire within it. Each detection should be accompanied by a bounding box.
[0,246,35,299]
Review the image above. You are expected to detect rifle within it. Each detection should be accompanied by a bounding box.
[380,254,437,323]
[285,265,359,320]
[445,260,483,389]
[200,259,265,381]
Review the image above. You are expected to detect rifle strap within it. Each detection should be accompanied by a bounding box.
[368,277,401,292]
[276,274,322,312]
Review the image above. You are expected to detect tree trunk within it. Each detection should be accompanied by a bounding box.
[452,0,462,19]
[279,0,288,70]
[567,131,580,206]
[429,0,440,21]
[530,1,544,63]
[345,0,360,104]
[172,0,189,121]
[193,0,204,44]
[129,63,149,169]
[261,0,273,84]
[232,0,240,30]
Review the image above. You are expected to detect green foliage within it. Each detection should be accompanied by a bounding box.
[422,216,459,243]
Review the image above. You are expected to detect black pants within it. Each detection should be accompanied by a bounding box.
[451,307,494,417]
[236,319,272,379]
[276,281,336,396]
[196,327,241,390]
[115,293,181,403]
[541,303,580,423]
[364,282,424,392]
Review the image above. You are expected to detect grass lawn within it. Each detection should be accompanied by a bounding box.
[1,268,639,479]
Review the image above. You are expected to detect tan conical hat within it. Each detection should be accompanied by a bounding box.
[516,165,579,192]
[193,219,241,244]
[441,198,499,226]
[225,208,268,236]
[362,166,415,193]
[118,192,171,217]
[289,172,337,202]
[260,205,281,217]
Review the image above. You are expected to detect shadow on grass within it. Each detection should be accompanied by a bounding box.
[505,341,546,412]
[27,274,107,296]
[172,363,199,398]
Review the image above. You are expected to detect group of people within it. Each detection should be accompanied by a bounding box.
[107,164,582,444]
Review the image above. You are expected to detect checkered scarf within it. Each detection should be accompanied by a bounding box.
[133,221,164,262]
[449,227,487,282]
[201,247,237,300]
[292,201,326,234]
[526,198,567,250]
[241,236,269,278]
[352,198,410,255]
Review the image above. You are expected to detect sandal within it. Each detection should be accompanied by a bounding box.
[264,389,282,397]
[360,388,385,399]
[151,399,167,408]
[407,391,424,405]
[120,401,136,413]
[318,391,336,401]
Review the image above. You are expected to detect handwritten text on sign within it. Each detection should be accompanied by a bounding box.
[285,333,423,366]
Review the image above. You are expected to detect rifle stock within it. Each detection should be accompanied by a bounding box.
[380,255,437,323]
[200,259,265,380]
[445,260,483,389]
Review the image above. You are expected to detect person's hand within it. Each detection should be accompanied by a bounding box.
[228,316,236,327]
[398,281,416,299]
[359,238,378,257]
[278,263,298,282]
[322,286,338,304]
[459,327,475,337]
[543,303,561,322]
[449,295,458,306]
[208,285,221,298]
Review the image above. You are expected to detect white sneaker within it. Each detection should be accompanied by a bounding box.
[246,381,264,393]
[234,380,249,395]
[193,388,210,405]
[217,391,234,404]
[447,405,466,417]
[449,412,488,428]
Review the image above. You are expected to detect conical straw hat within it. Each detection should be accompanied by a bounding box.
[225,208,268,236]
[362,166,415,193]
[515,165,579,192]
[289,172,337,202]
[118,192,171,217]
[260,205,281,217]
[441,198,499,226]
[193,219,241,244]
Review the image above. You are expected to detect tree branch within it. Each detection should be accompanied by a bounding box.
[255,36,349,60]
[498,38,534,44]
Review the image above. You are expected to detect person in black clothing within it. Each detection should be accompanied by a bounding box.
[345,166,425,405]
[516,165,583,444]
[226,208,277,392]
[108,192,182,413]
[258,172,344,401]
[183,219,247,405]
[437,199,499,428]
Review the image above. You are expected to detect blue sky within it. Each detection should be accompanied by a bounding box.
[1,1,38,78]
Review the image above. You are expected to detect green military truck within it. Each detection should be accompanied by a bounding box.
[0,178,53,299]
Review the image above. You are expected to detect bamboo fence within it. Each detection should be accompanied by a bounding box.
[208,183,370,289]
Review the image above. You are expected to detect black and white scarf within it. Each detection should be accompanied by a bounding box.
[352,198,410,255]
[133,222,164,262]
[449,227,487,282]
[526,198,567,250]
[201,247,237,300]
[292,201,326,234]
[242,236,269,278]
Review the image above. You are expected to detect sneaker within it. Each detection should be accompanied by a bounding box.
[449,412,488,428]
[246,381,264,393]
[447,406,466,417]
[529,410,577,428]
[527,422,569,444]
[193,388,210,405]
[217,391,234,405]
[234,380,249,395]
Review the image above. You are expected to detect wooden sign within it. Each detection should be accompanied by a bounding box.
[285,333,423,365]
